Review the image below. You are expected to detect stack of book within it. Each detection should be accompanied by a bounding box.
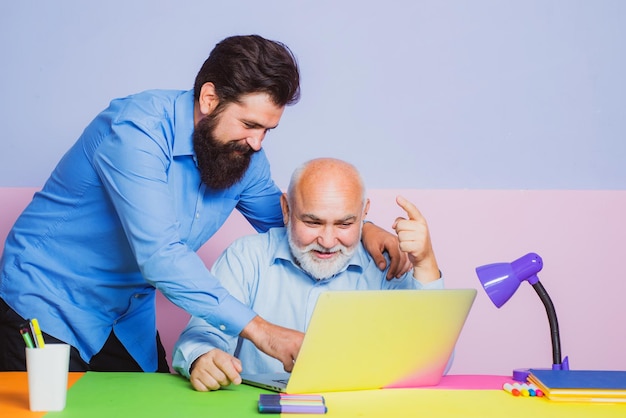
[527,369,626,403]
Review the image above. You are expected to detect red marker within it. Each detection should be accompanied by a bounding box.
[503,383,521,396]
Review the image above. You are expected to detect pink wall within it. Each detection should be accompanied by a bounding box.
[3,188,626,375]
[364,190,626,375]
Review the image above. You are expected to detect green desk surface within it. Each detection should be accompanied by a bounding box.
[44,372,268,418]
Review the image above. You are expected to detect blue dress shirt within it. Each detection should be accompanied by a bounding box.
[173,227,444,378]
[0,89,284,371]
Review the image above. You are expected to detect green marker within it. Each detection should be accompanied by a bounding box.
[20,325,35,349]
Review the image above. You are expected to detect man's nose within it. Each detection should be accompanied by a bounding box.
[246,132,264,151]
[317,226,337,249]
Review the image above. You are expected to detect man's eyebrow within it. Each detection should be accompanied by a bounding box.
[300,213,321,221]
[335,215,358,223]
[242,119,279,130]
[300,214,358,223]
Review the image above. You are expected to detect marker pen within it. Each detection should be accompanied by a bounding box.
[20,326,35,349]
[30,318,46,348]
[503,382,520,396]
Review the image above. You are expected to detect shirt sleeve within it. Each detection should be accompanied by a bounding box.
[172,315,239,378]
[172,236,258,377]
[92,115,255,336]
[384,270,445,290]
[235,150,284,233]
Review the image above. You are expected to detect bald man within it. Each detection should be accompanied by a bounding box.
[173,158,443,391]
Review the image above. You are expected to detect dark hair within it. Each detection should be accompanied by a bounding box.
[194,34,300,107]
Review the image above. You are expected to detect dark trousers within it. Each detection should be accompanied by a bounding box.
[0,297,170,372]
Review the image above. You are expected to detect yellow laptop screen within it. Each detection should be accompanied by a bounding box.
[285,288,477,393]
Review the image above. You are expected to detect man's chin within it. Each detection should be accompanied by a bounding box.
[233,149,252,158]
[303,256,347,278]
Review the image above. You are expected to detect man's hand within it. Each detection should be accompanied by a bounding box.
[240,316,304,371]
[392,195,440,283]
[189,349,243,392]
[362,221,411,279]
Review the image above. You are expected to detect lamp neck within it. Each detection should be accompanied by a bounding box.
[531,281,562,366]
[511,253,543,285]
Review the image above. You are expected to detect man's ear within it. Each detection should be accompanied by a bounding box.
[280,193,290,226]
[198,82,219,115]
[362,198,371,219]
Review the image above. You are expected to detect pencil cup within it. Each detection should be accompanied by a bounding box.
[25,343,70,411]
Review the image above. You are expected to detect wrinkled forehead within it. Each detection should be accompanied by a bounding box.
[293,177,365,220]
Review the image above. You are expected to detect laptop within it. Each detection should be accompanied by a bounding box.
[241,288,477,394]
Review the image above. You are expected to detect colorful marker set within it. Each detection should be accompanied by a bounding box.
[258,394,327,414]
[503,382,544,398]
[20,318,46,349]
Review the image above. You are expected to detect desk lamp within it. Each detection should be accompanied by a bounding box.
[475,252,569,380]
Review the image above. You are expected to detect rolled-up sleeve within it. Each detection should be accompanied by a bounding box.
[172,315,239,378]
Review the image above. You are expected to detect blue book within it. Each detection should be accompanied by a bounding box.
[528,369,626,403]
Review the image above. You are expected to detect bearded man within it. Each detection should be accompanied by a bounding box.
[173,158,443,392]
[0,35,409,373]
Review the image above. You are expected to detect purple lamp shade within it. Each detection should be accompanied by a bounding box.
[476,253,544,308]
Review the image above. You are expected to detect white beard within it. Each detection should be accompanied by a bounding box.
[287,226,358,280]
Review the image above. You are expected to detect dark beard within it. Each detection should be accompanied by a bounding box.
[193,115,255,190]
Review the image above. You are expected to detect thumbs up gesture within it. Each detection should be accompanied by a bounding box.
[392,195,441,284]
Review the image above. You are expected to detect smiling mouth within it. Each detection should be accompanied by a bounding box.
[313,250,337,260]
[232,145,253,156]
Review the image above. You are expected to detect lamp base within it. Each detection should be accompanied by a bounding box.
[512,368,531,382]
[511,356,570,382]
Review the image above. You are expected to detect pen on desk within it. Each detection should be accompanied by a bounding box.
[30,318,46,348]
[259,404,328,414]
[20,324,35,349]
[258,394,327,414]
[503,383,520,396]
[259,394,325,402]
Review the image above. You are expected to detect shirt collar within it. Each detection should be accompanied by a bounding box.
[172,89,196,157]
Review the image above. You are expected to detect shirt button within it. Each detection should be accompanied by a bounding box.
[195,212,200,219]
[219,325,226,331]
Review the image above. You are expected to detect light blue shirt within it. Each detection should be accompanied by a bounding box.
[173,227,444,378]
[0,89,284,371]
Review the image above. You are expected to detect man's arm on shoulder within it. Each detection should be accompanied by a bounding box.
[361,221,412,279]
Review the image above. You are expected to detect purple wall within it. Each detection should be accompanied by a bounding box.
[2,1,625,189]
